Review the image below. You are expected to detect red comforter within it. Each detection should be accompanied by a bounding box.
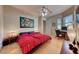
[17,32,51,54]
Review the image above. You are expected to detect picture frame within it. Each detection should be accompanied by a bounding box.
[20,16,34,28]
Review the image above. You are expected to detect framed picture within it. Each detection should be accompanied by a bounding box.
[20,16,34,28]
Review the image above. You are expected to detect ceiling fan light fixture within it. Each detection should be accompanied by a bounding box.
[41,6,48,17]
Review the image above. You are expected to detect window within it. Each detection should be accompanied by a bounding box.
[76,14,79,23]
[56,18,62,30]
[63,14,73,27]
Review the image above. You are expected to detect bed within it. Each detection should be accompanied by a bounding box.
[0,32,51,54]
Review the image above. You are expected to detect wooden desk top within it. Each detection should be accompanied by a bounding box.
[60,30,67,32]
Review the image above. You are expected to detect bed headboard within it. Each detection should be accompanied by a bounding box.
[19,31,34,35]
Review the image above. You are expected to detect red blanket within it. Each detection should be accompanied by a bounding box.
[17,32,51,54]
[31,32,51,43]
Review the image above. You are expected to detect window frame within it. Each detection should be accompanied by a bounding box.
[56,17,62,30]
[63,14,74,27]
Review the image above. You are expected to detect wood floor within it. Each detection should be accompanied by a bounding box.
[0,36,64,54]
[32,36,64,54]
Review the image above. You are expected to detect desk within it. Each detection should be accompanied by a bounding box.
[55,30,67,38]
[60,30,67,32]
[60,30,69,40]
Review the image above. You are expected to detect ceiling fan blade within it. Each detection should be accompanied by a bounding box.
[42,6,52,13]
[46,7,52,13]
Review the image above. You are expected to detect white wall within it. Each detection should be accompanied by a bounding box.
[45,19,52,36]
[0,5,3,48]
[45,16,60,36]
[51,17,57,36]
[38,16,56,36]
[38,16,44,33]
[3,6,38,37]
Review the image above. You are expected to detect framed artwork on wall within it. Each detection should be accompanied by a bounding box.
[20,16,34,28]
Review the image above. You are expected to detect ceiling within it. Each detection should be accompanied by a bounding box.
[11,5,72,17]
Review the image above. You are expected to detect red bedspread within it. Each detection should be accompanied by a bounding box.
[17,32,51,54]
[31,32,51,43]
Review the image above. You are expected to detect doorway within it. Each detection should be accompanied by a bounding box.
[43,20,46,34]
